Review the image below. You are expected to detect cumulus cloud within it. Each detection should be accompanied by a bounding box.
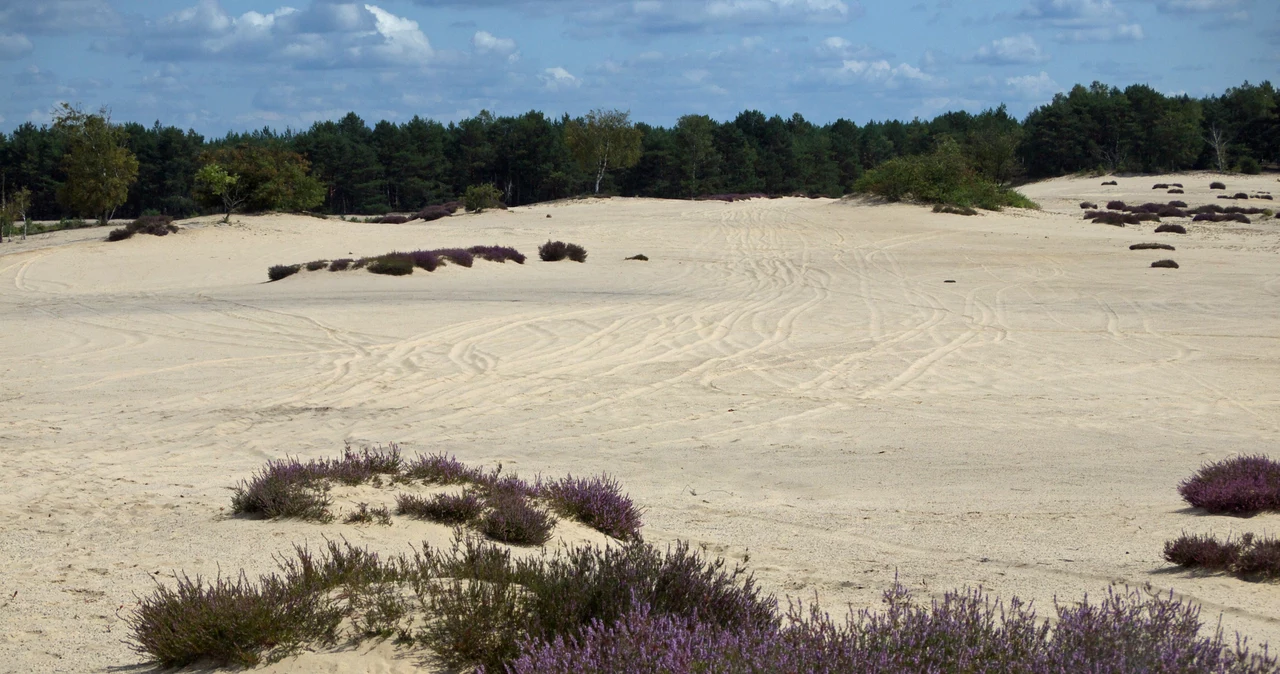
[972,34,1048,64]
[0,33,33,60]
[1005,71,1062,99]
[540,66,580,90]
[128,1,433,68]
[473,30,517,55]
[835,59,936,88]
[1017,0,1126,27]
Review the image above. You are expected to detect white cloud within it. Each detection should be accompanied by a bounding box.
[473,30,517,55]
[836,59,936,88]
[1056,23,1144,42]
[1005,71,1062,99]
[361,4,434,64]
[1017,0,1126,27]
[540,66,580,90]
[972,34,1048,64]
[0,33,32,60]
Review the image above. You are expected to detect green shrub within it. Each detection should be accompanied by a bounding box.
[464,184,504,213]
[1239,157,1262,175]
[853,139,1037,211]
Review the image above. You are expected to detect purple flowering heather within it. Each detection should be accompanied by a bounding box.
[469,245,527,264]
[542,474,644,540]
[433,248,475,268]
[404,452,484,484]
[1179,455,1280,515]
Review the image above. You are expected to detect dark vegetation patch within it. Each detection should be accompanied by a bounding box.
[344,503,392,526]
[1102,180,1118,185]
[305,260,328,272]
[852,140,1037,210]
[566,243,588,263]
[1107,200,1127,210]
[539,240,568,262]
[1088,211,1139,226]
[1234,193,1250,200]
[1179,455,1280,515]
[479,492,557,546]
[368,254,415,276]
[128,533,1279,672]
[541,475,645,541]
[1155,224,1187,234]
[328,258,352,272]
[1193,213,1251,224]
[1130,243,1175,251]
[1165,533,1280,580]
[371,215,411,224]
[1169,200,1188,208]
[1169,189,1185,194]
[626,254,649,261]
[1211,182,1227,190]
[1153,183,1169,189]
[268,264,302,282]
[396,491,485,525]
[469,246,527,264]
[932,204,978,216]
[1151,259,1180,269]
[1080,202,1097,209]
[1171,183,1183,188]
[433,248,475,268]
[108,215,179,242]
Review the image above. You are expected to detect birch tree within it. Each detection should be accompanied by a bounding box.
[565,109,642,194]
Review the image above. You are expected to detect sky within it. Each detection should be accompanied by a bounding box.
[0,0,1276,137]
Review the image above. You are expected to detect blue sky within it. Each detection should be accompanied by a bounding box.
[0,0,1275,136]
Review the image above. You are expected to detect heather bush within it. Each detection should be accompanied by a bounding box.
[305,260,328,272]
[404,452,485,485]
[480,492,556,546]
[352,258,371,269]
[1131,243,1175,251]
[1102,180,1118,185]
[344,502,392,526]
[403,249,440,272]
[107,227,133,241]
[417,205,453,222]
[1211,182,1227,190]
[1234,193,1250,200]
[626,254,649,261]
[1154,183,1169,189]
[1152,259,1180,269]
[469,245,527,264]
[131,214,178,236]
[932,204,979,216]
[434,248,475,268]
[465,184,504,213]
[542,475,644,541]
[231,457,334,522]
[268,264,302,282]
[566,243,588,263]
[1166,532,1280,580]
[1170,189,1185,194]
[397,491,485,525]
[1134,213,1160,223]
[696,193,768,202]
[1172,183,1184,188]
[373,215,411,224]
[1090,212,1138,226]
[1155,224,1187,234]
[328,258,353,272]
[1169,200,1188,208]
[1080,201,1097,209]
[539,240,569,262]
[1259,195,1273,201]
[1179,455,1280,514]
[368,254,415,276]
[1106,200,1127,210]
[1195,204,1226,214]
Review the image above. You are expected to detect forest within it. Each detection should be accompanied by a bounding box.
[0,80,1276,222]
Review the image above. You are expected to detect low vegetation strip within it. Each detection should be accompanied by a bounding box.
[852,139,1037,211]
[265,245,527,281]
[1165,533,1280,580]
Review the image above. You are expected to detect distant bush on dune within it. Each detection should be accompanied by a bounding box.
[566,243,588,263]
[1210,182,1226,190]
[107,228,134,241]
[405,250,441,272]
[368,254,415,276]
[1101,180,1118,186]
[372,215,411,224]
[1130,243,1175,251]
[539,240,568,262]
[434,248,475,268]
[268,264,302,282]
[305,260,328,271]
[468,246,527,264]
[328,259,352,272]
[416,205,453,222]
[1233,193,1249,200]
[1155,224,1187,234]
[108,215,179,242]
[1153,183,1169,189]
[932,204,978,216]
[1151,259,1180,268]
[1239,157,1262,175]
[1107,200,1127,210]
[1079,202,1097,209]
[1089,212,1138,226]
[1169,200,1187,208]
[464,184,504,213]
[696,193,768,203]
[1169,189,1184,194]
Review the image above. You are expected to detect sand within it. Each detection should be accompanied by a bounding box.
[2,172,1279,672]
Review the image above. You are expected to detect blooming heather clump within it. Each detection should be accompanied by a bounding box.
[539,240,569,262]
[469,245,527,264]
[404,452,484,485]
[328,258,353,272]
[268,264,302,282]
[231,457,334,521]
[305,260,328,271]
[1080,202,1098,209]
[542,474,644,540]
[416,205,453,222]
[480,492,556,546]
[1179,455,1280,514]
[1166,533,1280,580]
[367,254,415,276]
[433,248,475,268]
[396,491,484,525]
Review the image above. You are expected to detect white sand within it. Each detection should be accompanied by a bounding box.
[2,173,1279,671]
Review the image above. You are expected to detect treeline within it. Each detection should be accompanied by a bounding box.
[0,80,1275,221]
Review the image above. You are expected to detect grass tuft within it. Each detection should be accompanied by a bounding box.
[328,258,353,272]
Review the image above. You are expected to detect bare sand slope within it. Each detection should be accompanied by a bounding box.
[2,174,1279,671]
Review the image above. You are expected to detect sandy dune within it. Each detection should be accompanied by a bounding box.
[2,173,1279,672]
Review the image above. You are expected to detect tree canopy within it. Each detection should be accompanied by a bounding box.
[53,104,139,225]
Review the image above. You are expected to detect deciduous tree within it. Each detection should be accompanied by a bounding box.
[54,104,139,225]
[565,109,642,194]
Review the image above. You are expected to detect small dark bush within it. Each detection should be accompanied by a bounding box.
[268,264,302,282]
[1133,213,1160,222]
[434,248,475,268]
[1219,195,1236,200]
[1155,206,1188,218]
[1165,532,1280,580]
[1171,183,1183,188]
[1193,214,1217,222]
[396,491,484,525]
[1153,183,1169,189]
[480,492,556,546]
[305,260,328,272]
[1102,180,1118,185]
[231,457,334,522]
[1179,455,1280,515]
[1107,200,1127,210]
[373,215,411,224]
[566,243,588,263]
[130,215,177,236]
[539,240,568,262]
[1194,204,1226,214]
[1234,193,1249,200]
[1228,214,1252,224]
[1130,243,1175,251]
[328,258,353,272]
[402,250,440,272]
[352,258,371,269]
[469,246,527,264]
[1080,202,1097,209]
[107,228,134,241]
[1211,181,1227,190]
[368,255,415,276]
[442,201,462,214]
[626,254,649,261]
[1169,189,1185,194]
[417,205,453,222]
[1155,224,1187,234]
[1091,212,1138,226]
[1258,195,1273,201]
[932,204,978,216]
[1151,259,1180,269]
[542,475,644,541]
[1169,200,1188,208]
[344,503,392,526]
